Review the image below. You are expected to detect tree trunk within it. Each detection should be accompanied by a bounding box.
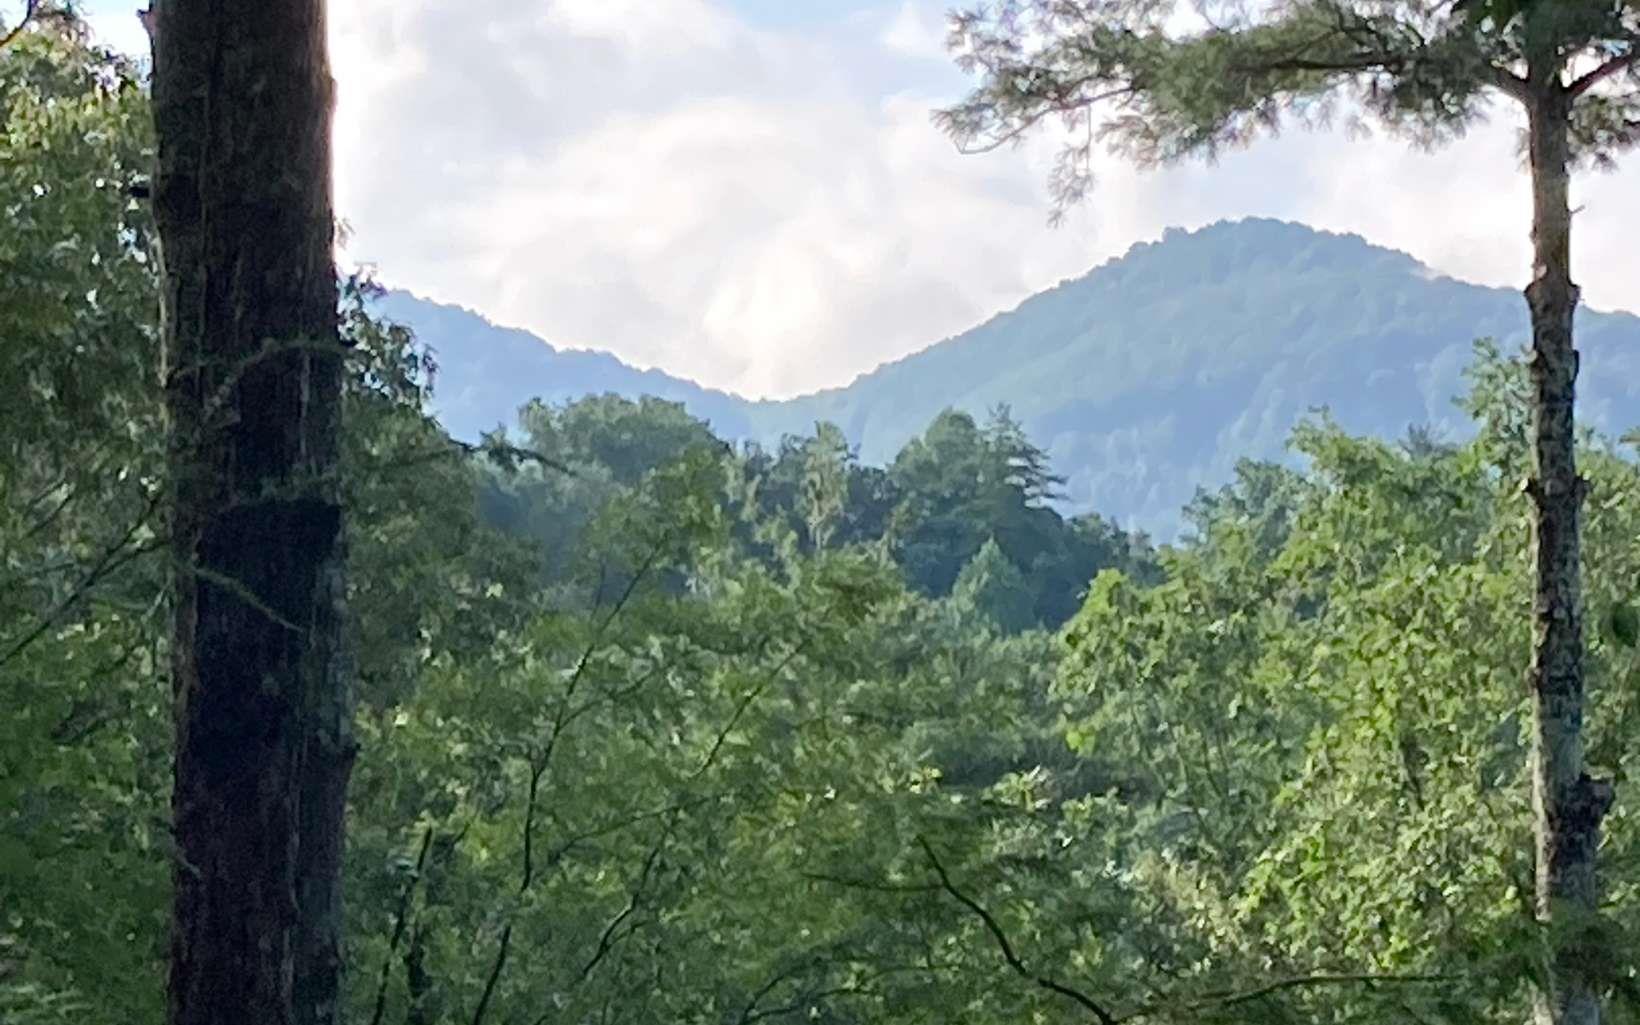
[1523,83,1612,1025]
[150,3,353,1025]
[404,830,457,1025]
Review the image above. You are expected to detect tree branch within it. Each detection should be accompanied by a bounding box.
[540,792,725,872]
[452,438,575,478]
[573,830,669,987]
[916,836,1117,1025]
[949,83,1140,155]
[1568,48,1639,99]
[467,922,511,1025]
[803,871,941,894]
[1232,52,1406,74]
[0,0,40,50]
[1114,971,1449,1022]
[690,638,807,780]
[368,828,435,1025]
[467,538,671,1025]
[1490,64,1531,103]
[0,493,165,673]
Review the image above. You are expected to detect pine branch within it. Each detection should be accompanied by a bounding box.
[1569,48,1640,99]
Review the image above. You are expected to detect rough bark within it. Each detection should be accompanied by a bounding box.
[1523,80,1612,1025]
[150,3,353,1025]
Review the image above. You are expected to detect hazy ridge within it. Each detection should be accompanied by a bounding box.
[379,218,1640,534]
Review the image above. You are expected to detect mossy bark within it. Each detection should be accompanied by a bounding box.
[150,3,353,1024]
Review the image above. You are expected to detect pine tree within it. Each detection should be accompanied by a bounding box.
[953,537,1037,633]
[936,4,1637,1022]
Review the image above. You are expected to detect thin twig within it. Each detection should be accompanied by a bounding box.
[0,494,164,672]
[467,538,669,1025]
[573,830,669,986]
[1115,971,1450,1022]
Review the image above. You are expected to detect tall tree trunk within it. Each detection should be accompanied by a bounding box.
[149,3,353,1025]
[1523,82,1612,1025]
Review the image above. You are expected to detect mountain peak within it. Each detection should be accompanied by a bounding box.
[384,219,1639,536]
[1106,217,1426,286]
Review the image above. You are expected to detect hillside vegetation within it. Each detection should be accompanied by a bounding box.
[6,13,1640,1025]
[384,218,1640,534]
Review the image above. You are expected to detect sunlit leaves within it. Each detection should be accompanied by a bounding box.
[1056,348,1640,1022]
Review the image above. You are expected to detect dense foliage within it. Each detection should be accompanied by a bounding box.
[4,16,1639,1025]
[479,395,1156,631]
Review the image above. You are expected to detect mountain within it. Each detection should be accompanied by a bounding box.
[371,290,759,441]
[379,218,1640,536]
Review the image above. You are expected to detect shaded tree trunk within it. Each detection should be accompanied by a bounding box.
[1523,79,1612,1025]
[150,3,354,1025]
[404,829,459,1025]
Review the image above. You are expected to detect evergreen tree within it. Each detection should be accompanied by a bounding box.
[953,538,1037,633]
[938,5,1637,1020]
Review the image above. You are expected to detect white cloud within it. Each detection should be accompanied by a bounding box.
[326,0,1639,399]
[879,1,946,61]
[543,0,736,55]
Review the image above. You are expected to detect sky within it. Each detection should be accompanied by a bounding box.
[73,0,1640,399]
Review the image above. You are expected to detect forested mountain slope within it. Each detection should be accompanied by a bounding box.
[384,220,1640,536]
[12,21,1640,1025]
[371,289,760,441]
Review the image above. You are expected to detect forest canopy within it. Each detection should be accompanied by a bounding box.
[2,11,1639,1025]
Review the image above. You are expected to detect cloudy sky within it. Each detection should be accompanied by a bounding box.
[79,0,1639,399]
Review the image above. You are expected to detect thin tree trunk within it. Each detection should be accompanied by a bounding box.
[404,923,435,1025]
[150,3,352,1025]
[1523,82,1612,1025]
[404,830,458,1025]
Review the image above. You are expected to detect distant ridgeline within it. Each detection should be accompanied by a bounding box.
[375,218,1640,537]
